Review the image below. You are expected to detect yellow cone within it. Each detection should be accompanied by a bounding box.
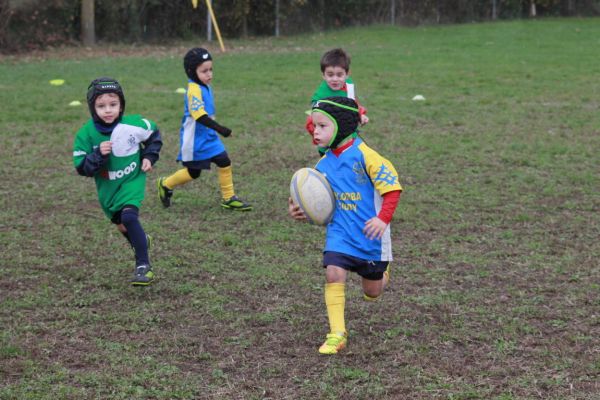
[50,79,65,86]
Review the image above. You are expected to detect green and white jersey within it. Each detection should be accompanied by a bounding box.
[73,115,157,219]
[311,77,355,104]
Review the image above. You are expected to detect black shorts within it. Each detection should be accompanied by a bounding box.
[182,151,230,170]
[323,251,389,281]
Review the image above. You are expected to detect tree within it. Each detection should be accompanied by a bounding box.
[81,0,95,46]
[0,0,11,49]
[530,0,537,17]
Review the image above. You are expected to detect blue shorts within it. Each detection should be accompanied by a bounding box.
[323,251,389,281]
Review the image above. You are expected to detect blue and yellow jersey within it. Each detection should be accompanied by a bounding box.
[178,80,225,162]
[315,138,402,261]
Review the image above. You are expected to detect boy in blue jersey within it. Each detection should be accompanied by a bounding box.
[289,97,402,355]
[157,47,252,211]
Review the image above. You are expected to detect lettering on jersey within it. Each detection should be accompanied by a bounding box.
[352,162,369,185]
[73,150,87,156]
[339,202,357,211]
[334,191,361,212]
[107,161,137,180]
[334,192,363,201]
[374,163,398,186]
[191,95,204,112]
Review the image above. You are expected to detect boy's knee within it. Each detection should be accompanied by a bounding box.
[213,153,231,168]
[325,266,347,283]
[120,207,139,225]
[326,276,345,284]
[362,281,385,301]
[187,168,201,179]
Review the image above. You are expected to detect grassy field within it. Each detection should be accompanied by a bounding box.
[1,18,599,399]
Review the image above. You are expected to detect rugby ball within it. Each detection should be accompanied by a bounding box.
[290,167,335,226]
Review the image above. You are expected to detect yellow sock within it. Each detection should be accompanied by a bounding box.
[384,263,391,286]
[164,168,193,189]
[217,166,235,200]
[363,293,380,302]
[325,283,346,334]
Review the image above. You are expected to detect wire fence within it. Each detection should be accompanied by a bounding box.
[1,0,599,52]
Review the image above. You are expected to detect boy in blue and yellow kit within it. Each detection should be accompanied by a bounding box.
[289,97,402,354]
[157,47,251,211]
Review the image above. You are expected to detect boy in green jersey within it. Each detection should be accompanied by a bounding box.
[73,77,163,286]
[305,48,369,152]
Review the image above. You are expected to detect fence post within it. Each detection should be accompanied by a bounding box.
[207,3,212,41]
[275,0,280,37]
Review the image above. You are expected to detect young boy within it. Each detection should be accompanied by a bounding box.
[73,77,163,286]
[289,97,402,355]
[157,47,252,211]
[306,48,369,152]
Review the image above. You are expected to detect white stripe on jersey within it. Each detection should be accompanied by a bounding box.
[181,116,196,162]
[346,83,356,100]
[373,185,393,261]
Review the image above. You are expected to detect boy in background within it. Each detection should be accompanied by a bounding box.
[306,48,369,153]
[289,97,402,355]
[157,47,252,211]
[73,77,162,286]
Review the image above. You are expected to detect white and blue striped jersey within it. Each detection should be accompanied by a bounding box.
[178,80,226,162]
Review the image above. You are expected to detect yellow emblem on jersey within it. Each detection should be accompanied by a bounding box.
[191,95,204,112]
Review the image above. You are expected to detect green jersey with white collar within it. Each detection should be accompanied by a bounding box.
[73,115,161,219]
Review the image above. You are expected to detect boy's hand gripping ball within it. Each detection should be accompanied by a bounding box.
[290,168,335,226]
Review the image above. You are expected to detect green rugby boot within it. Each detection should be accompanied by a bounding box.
[318,332,347,355]
[146,234,153,250]
[221,195,252,211]
[131,264,155,286]
[157,177,173,208]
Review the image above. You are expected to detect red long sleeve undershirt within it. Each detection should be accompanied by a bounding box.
[377,190,401,224]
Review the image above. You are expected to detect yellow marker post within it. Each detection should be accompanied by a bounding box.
[205,0,225,52]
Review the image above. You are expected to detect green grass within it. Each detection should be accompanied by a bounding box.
[1,18,599,399]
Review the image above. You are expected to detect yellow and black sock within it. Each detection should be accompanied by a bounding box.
[164,168,193,189]
[324,282,346,334]
[217,165,235,200]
